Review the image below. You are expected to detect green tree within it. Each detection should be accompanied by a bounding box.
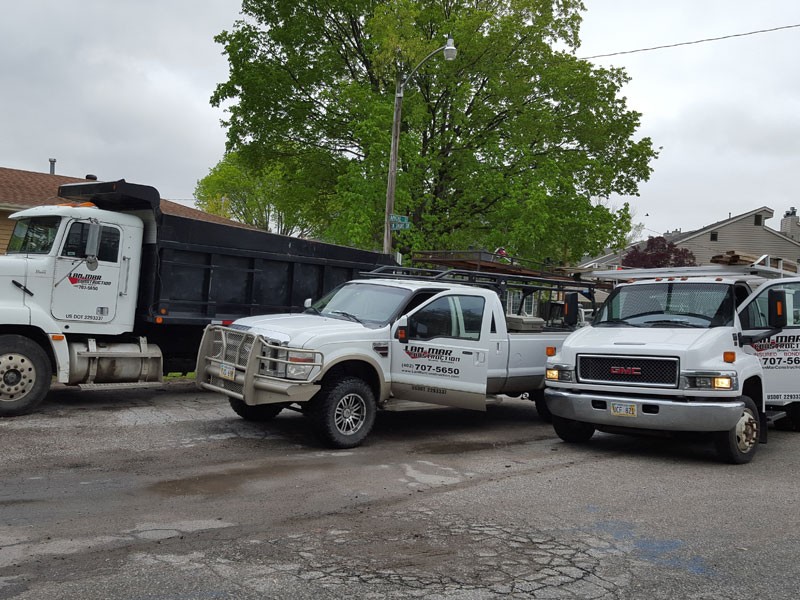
[194,151,339,237]
[211,0,657,261]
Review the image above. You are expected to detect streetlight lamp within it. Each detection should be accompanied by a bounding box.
[383,36,457,255]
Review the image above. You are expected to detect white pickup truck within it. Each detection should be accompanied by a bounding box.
[544,265,800,464]
[196,268,593,447]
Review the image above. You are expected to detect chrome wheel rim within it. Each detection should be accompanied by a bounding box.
[334,393,366,435]
[0,353,36,403]
[735,408,759,453]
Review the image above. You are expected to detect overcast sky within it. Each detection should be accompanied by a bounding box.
[2,1,799,240]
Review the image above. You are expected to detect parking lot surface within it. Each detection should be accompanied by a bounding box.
[1,383,799,599]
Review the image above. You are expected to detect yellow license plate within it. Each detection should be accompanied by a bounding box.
[219,363,236,381]
[610,402,637,417]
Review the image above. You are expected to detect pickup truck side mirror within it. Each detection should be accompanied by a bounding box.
[303,298,312,309]
[563,292,579,327]
[768,289,788,329]
[394,316,409,343]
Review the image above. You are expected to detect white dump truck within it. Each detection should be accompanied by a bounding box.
[0,179,391,416]
[544,263,800,463]
[196,267,595,447]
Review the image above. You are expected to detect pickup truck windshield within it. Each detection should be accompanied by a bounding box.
[308,282,412,327]
[7,217,62,254]
[596,282,735,329]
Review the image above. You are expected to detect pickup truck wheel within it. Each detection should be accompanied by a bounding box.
[552,415,595,443]
[531,390,552,423]
[229,399,285,421]
[310,377,376,449]
[0,335,51,417]
[714,396,759,464]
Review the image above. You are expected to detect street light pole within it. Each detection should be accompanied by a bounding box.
[383,36,457,255]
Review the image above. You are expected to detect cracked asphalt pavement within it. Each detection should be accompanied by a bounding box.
[1,383,799,599]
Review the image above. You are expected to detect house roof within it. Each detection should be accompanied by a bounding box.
[579,205,799,268]
[0,166,254,229]
[668,206,775,245]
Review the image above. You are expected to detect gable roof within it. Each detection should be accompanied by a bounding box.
[0,166,254,229]
[579,205,800,268]
[668,206,775,245]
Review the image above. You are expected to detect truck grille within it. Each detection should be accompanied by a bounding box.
[577,355,679,388]
[210,329,253,366]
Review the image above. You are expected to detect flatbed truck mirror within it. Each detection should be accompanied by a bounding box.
[768,289,788,329]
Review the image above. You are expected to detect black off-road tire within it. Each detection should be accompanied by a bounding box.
[714,396,759,464]
[310,376,376,449]
[552,415,596,443]
[0,335,51,417]
[229,398,286,421]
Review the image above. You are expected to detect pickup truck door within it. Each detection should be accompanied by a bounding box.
[739,278,800,406]
[389,293,489,410]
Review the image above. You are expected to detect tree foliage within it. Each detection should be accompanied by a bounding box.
[210,0,657,262]
[194,151,339,237]
[622,237,697,268]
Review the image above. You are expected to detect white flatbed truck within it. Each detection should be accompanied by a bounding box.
[545,262,800,463]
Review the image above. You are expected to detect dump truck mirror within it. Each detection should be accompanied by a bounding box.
[564,292,579,327]
[768,289,788,329]
[85,221,100,271]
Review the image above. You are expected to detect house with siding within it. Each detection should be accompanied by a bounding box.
[0,166,251,253]
[581,206,800,270]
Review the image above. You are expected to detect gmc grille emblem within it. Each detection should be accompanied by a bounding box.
[610,366,641,375]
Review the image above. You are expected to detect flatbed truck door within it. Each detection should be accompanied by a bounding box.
[51,221,122,323]
[739,279,800,407]
[390,293,489,410]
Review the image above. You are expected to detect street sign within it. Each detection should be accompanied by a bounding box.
[390,214,411,231]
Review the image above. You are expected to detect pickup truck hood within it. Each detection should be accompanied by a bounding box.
[231,313,369,346]
[566,325,718,354]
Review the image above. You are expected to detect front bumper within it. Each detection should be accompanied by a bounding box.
[195,325,321,406]
[544,388,744,432]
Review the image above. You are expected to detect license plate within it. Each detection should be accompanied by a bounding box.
[219,363,236,381]
[610,402,637,417]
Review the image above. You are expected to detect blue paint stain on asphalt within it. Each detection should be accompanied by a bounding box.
[592,519,711,576]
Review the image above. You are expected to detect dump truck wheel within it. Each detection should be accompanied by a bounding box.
[229,399,285,421]
[310,377,376,449]
[714,396,759,464]
[0,335,51,417]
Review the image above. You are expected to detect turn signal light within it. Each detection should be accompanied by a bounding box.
[723,351,736,363]
[546,346,556,357]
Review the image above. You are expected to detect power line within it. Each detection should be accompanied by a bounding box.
[581,23,800,60]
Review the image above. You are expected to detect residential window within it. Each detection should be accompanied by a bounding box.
[710,232,718,242]
[754,215,763,226]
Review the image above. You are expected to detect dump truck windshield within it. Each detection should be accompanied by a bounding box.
[7,217,62,254]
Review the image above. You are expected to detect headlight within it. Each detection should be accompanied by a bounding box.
[285,351,316,380]
[682,372,737,391]
[546,366,574,382]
